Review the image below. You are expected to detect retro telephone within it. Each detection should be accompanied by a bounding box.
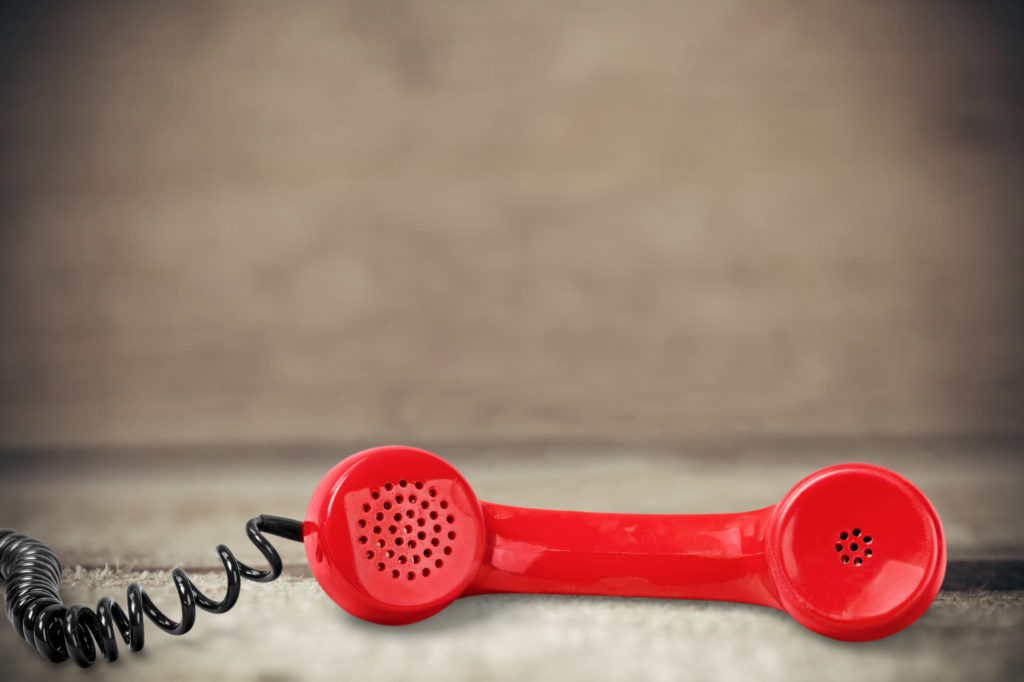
[1,445,946,667]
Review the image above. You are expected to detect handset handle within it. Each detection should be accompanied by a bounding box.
[466,501,781,608]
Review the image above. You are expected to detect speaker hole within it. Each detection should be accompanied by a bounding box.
[865,549,873,557]
[850,543,858,551]
[854,557,863,566]
[834,543,843,552]
[852,528,861,537]
[839,532,848,540]
[864,536,872,544]
[841,555,850,564]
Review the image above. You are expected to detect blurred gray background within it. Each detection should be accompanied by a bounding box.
[2,0,1022,449]
[2,3,1024,682]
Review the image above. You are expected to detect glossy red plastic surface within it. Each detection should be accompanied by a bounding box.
[303,446,485,624]
[305,447,945,640]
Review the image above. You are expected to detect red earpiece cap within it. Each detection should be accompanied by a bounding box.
[766,463,946,641]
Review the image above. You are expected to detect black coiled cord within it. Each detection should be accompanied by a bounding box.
[0,514,303,667]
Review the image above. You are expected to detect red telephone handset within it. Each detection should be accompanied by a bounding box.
[304,446,946,641]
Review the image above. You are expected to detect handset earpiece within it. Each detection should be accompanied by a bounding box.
[304,446,945,641]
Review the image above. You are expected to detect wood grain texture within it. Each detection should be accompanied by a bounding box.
[2,579,1021,682]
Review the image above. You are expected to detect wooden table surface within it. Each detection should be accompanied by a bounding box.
[1,439,1021,681]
